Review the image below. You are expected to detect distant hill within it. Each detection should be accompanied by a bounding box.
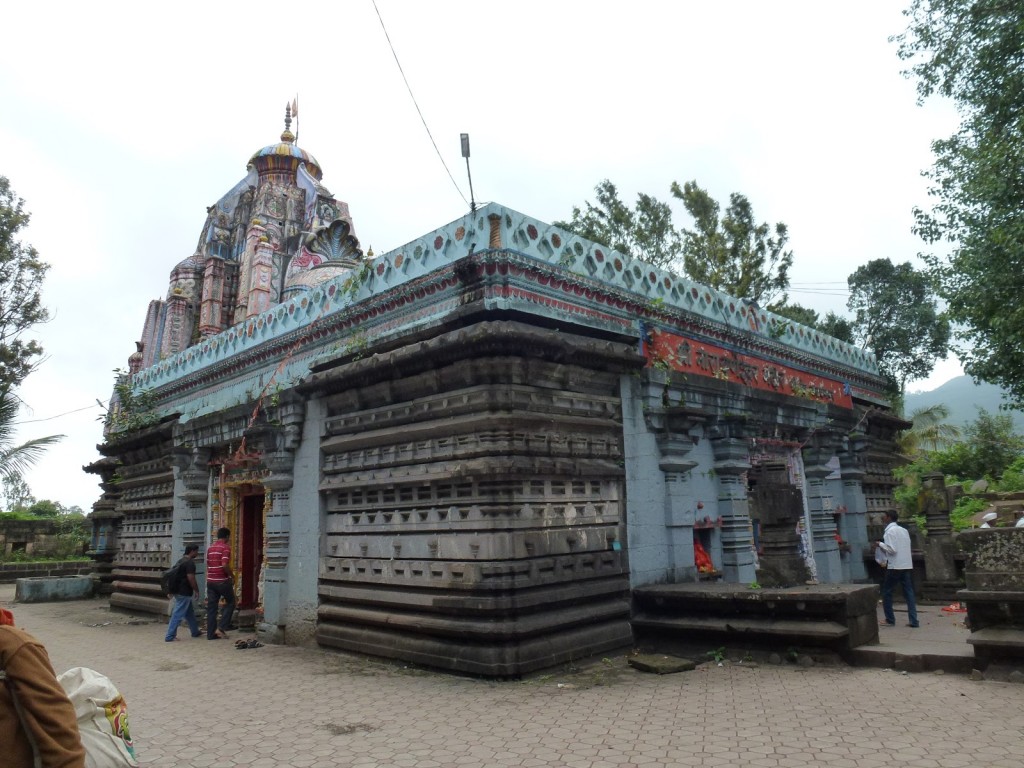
[904,375,1024,432]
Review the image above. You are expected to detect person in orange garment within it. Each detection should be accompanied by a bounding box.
[0,607,86,768]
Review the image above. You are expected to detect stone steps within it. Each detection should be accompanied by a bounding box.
[632,612,850,641]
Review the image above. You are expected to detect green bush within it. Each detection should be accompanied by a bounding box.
[0,511,38,521]
[0,513,89,560]
[0,551,89,564]
[994,456,1024,493]
[950,496,988,531]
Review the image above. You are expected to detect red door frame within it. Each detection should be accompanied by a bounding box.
[238,492,265,609]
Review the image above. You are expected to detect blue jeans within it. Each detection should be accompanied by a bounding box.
[207,580,236,638]
[165,595,200,640]
[882,568,918,627]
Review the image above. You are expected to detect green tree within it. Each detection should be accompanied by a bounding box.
[0,386,62,500]
[962,408,1024,481]
[770,303,820,328]
[1,472,34,512]
[846,259,950,393]
[895,2,1024,405]
[671,180,793,307]
[558,179,794,307]
[924,408,1024,481]
[0,176,50,390]
[25,499,62,517]
[899,403,962,457]
[817,312,855,344]
[768,305,857,344]
[554,180,681,268]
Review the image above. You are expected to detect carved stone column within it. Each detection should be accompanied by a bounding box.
[837,434,869,581]
[802,431,842,583]
[173,446,212,565]
[258,400,303,643]
[649,407,706,581]
[161,293,192,360]
[246,236,276,318]
[921,472,953,537]
[919,472,960,594]
[199,255,226,338]
[85,457,123,595]
[710,419,756,584]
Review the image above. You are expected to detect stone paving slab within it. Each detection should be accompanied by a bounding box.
[3,585,1024,768]
[627,654,696,674]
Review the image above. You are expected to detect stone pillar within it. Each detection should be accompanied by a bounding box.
[161,292,192,360]
[260,451,293,643]
[199,255,226,338]
[752,475,810,587]
[919,472,960,598]
[86,479,121,596]
[802,432,843,583]
[651,408,704,582]
[258,401,303,643]
[173,448,212,572]
[246,236,276,319]
[837,435,869,582]
[710,420,756,584]
[921,472,953,537]
[233,225,262,324]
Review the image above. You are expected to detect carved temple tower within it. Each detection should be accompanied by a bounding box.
[130,106,360,371]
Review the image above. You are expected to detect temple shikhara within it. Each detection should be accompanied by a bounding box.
[87,108,906,676]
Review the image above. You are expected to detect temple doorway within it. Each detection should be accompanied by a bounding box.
[238,492,265,610]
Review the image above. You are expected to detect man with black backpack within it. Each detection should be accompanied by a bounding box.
[164,544,201,642]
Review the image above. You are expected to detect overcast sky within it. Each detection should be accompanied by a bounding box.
[2,1,961,512]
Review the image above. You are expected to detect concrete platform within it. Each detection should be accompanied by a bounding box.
[633,582,879,654]
[849,601,977,674]
[14,574,94,602]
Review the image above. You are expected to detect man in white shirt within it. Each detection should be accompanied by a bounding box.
[875,510,919,628]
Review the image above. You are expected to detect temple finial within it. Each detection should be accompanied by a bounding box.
[281,102,295,143]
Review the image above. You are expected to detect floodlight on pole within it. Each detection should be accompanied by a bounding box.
[461,133,476,213]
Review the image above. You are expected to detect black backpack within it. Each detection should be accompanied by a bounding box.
[160,557,186,596]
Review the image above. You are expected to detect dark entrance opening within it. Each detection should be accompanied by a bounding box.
[239,492,265,610]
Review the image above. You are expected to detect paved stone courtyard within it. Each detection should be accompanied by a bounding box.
[4,585,1023,768]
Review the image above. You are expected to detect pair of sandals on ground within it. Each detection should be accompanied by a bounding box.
[209,627,263,648]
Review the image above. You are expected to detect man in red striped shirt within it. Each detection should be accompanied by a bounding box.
[205,527,235,640]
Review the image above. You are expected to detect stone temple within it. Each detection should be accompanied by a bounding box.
[86,109,903,676]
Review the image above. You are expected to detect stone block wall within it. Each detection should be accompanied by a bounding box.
[0,560,94,583]
[311,321,638,676]
[1,519,60,557]
[99,423,179,615]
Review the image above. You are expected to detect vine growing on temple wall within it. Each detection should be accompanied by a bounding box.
[99,368,160,433]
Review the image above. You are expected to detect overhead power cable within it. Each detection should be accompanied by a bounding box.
[372,0,470,208]
[14,402,101,425]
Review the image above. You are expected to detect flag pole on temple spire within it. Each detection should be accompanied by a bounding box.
[292,95,299,144]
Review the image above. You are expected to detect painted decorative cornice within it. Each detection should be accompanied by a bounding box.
[129,203,884,424]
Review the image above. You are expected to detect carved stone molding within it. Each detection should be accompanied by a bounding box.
[647,405,709,474]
